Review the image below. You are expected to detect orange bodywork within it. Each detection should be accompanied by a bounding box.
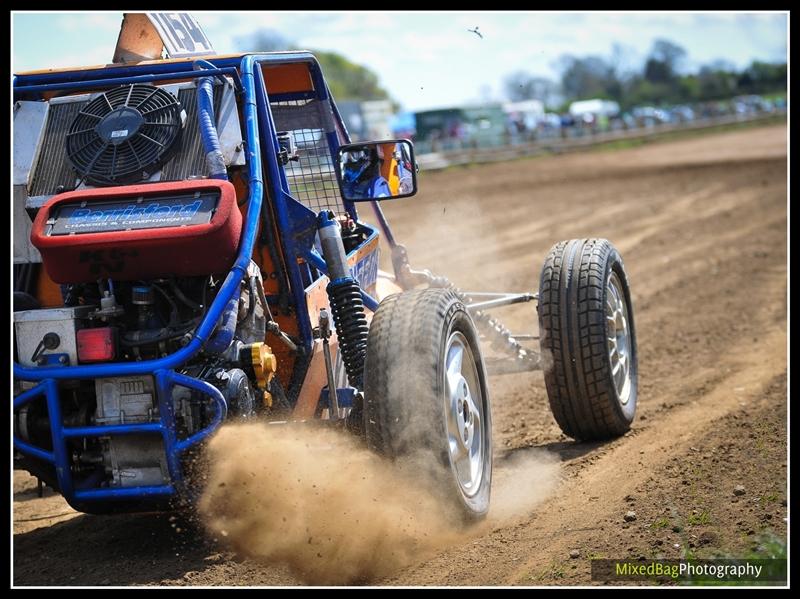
[16,53,242,77]
[234,171,300,390]
[24,54,318,101]
[261,62,314,94]
[222,60,316,390]
[379,143,400,195]
[36,267,64,308]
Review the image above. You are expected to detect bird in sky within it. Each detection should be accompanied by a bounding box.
[467,26,483,39]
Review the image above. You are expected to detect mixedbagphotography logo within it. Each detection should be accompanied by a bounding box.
[591,559,787,584]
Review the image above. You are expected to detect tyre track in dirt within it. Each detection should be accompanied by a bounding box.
[13,123,787,586]
[376,123,787,585]
[383,328,786,585]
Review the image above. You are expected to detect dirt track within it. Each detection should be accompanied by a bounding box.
[13,123,788,586]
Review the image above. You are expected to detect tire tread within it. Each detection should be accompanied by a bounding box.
[539,238,635,440]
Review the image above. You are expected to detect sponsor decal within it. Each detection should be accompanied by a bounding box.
[69,200,202,224]
[48,193,218,235]
[351,246,379,291]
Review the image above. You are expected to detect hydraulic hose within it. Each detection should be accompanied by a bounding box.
[120,319,200,347]
[195,67,228,181]
[205,290,241,354]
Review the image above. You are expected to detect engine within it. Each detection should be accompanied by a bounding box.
[13,78,282,493]
[14,259,278,490]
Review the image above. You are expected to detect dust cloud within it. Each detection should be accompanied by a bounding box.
[198,192,559,584]
[198,422,559,585]
[489,448,560,524]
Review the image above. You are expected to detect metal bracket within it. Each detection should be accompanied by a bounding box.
[464,292,537,312]
[315,309,340,419]
[320,387,356,410]
[40,353,70,367]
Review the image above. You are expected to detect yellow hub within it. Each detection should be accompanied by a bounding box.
[248,342,277,389]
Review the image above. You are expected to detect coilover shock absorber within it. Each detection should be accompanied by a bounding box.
[317,212,369,389]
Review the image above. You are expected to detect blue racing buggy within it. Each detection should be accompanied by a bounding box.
[13,15,638,519]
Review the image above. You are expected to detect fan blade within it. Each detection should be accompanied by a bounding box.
[138,132,166,148]
[77,111,103,120]
[126,139,144,168]
[65,128,97,137]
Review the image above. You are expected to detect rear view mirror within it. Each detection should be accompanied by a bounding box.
[337,139,417,202]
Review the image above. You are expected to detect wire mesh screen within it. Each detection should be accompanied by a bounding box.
[270,99,344,214]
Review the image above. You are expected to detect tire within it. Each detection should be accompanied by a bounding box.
[538,239,638,441]
[363,288,492,519]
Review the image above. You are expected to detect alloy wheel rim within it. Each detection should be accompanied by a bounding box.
[606,271,633,405]
[444,331,485,498]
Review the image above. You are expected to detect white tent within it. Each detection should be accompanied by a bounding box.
[502,99,545,116]
[569,99,620,117]
[502,100,545,129]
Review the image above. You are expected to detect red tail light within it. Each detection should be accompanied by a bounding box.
[77,327,116,363]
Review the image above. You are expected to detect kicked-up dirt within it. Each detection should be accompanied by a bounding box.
[13,123,787,586]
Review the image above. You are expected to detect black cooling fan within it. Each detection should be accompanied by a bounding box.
[66,84,183,186]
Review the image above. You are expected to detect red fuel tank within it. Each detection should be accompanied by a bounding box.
[31,180,242,283]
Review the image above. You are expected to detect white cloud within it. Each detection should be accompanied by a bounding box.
[56,12,121,33]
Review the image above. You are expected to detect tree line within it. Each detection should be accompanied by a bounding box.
[244,31,785,113]
[506,39,787,111]
[240,30,393,104]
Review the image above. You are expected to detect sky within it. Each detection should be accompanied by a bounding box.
[12,11,788,112]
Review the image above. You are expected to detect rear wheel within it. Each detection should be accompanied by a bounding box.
[538,238,638,440]
[363,288,492,518]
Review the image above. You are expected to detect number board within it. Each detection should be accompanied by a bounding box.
[146,13,215,58]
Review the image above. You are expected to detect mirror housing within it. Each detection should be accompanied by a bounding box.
[337,139,417,202]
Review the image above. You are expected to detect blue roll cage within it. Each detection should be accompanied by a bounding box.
[12,53,389,510]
